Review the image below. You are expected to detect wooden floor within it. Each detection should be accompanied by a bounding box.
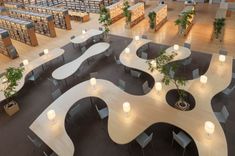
[0,1,234,72]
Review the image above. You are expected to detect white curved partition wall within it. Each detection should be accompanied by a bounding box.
[0,48,65,102]
[30,38,232,156]
[52,42,110,80]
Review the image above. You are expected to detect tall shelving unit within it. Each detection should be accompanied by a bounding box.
[24,5,71,30]
[153,4,167,31]
[9,9,56,37]
[4,2,24,9]
[107,1,124,23]
[0,28,18,59]
[0,16,38,46]
[126,2,144,28]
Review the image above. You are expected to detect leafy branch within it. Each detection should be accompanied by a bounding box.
[99,6,112,34]
[213,18,225,39]
[123,0,131,23]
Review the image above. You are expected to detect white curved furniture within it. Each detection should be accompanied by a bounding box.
[52,42,110,80]
[0,48,64,102]
[70,29,103,45]
[30,39,231,156]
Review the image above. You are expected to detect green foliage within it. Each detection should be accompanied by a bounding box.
[175,10,195,33]
[147,51,187,102]
[99,6,112,34]
[213,18,225,39]
[148,11,156,29]
[123,0,131,23]
[3,67,24,98]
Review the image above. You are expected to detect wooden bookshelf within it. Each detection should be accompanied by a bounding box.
[4,2,24,9]
[107,1,124,23]
[126,2,144,28]
[68,10,89,22]
[0,15,38,46]
[178,6,195,36]
[64,0,112,13]
[9,9,56,37]
[150,4,167,31]
[24,5,71,30]
[0,28,18,59]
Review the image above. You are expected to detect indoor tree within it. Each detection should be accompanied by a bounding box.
[98,5,112,40]
[175,10,195,35]
[147,51,188,105]
[123,0,131,25]
[213,18,225,40]
[148,11,156,31]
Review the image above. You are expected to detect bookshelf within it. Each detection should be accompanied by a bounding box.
[126,2,144,28]
[0,28,18,59]
[152,4,167,31]
[64,0,112,13]
[9,9,56,37]
[24,5,71,30]
[4,2,24,9]
[107,1,124,23]
[3,0,64,6]
[68,10,89,22]
[0,15,38,46]
[178,6,195,35]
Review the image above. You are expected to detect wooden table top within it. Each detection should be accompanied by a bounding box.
[52,42,110,80]
[70,29,103,44]
[30,38,231,156]
[0,48,64,102]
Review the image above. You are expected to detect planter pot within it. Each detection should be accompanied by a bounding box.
[125,22,131,29]
[4,100,19,116]
[149,28,155,32]
[175,100,190,111]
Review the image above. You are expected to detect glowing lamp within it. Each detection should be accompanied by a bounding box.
[200,75,208,84]
[204,121,215,136]
[82,29,86,34]
[23,59,29,66]
[155,82,162,92]
[135,35,140,41]
[123,102,131,115]
[90,78,96,89]
[44,49,49,55]
[219,55,226,63]
[151,60,156,68]
[173,44,179,51]
[47,110,56,122]
[125,48,130,54]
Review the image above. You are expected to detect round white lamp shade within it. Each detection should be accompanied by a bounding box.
[123,102,131,113]
[47,110,56,121]
[204,121,215,135]
[135,35,140,41]
[155,82,162,92]
[173,44,179,51]
[90,78,96,87]
[200,75,208,84]
[151,60,157,68]
[219,54,226,62]
[23,59,29,66]
[125,48,130,54]
[44,49,49,54]
[82,29,86,34]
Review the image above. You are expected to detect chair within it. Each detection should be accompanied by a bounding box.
[219,48,227,55]
[184,42,191,49]
[182,57,192,66]
[104,48,112,58]
[93,35,101,43]
[142,81,151,94]
[19,62,24,67]
[51,89,62,100]
[136,132,153,156]
[90,72,98,78]
[28,68,41,82]
[27,135,43,149]
[70,35,76,48]
[39,52,44,57]
[118,79,126,91]
[95,104,108,119]
[114,56,121,65]
[192,68,199,79]
[48,78,60,91]
[130,69,141,78]
[214,106,229,123]
[141,52,148,60]
[99,27,103,31]
[222,84,235,96]
[172,131,192,156]
[43,151,57,156]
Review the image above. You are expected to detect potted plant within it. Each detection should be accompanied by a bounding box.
[175,10,195,36]
[0,67,24,116]
[148,11,156,32]
[147,51,189,110]
[98,6,112,41]
[213,18,225,42]
[123,0,131,28]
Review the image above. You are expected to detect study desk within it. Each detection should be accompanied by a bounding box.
[70,29,103,45]
[52,42,110,80]
[30,39,231,156]
[0,48,64,102]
